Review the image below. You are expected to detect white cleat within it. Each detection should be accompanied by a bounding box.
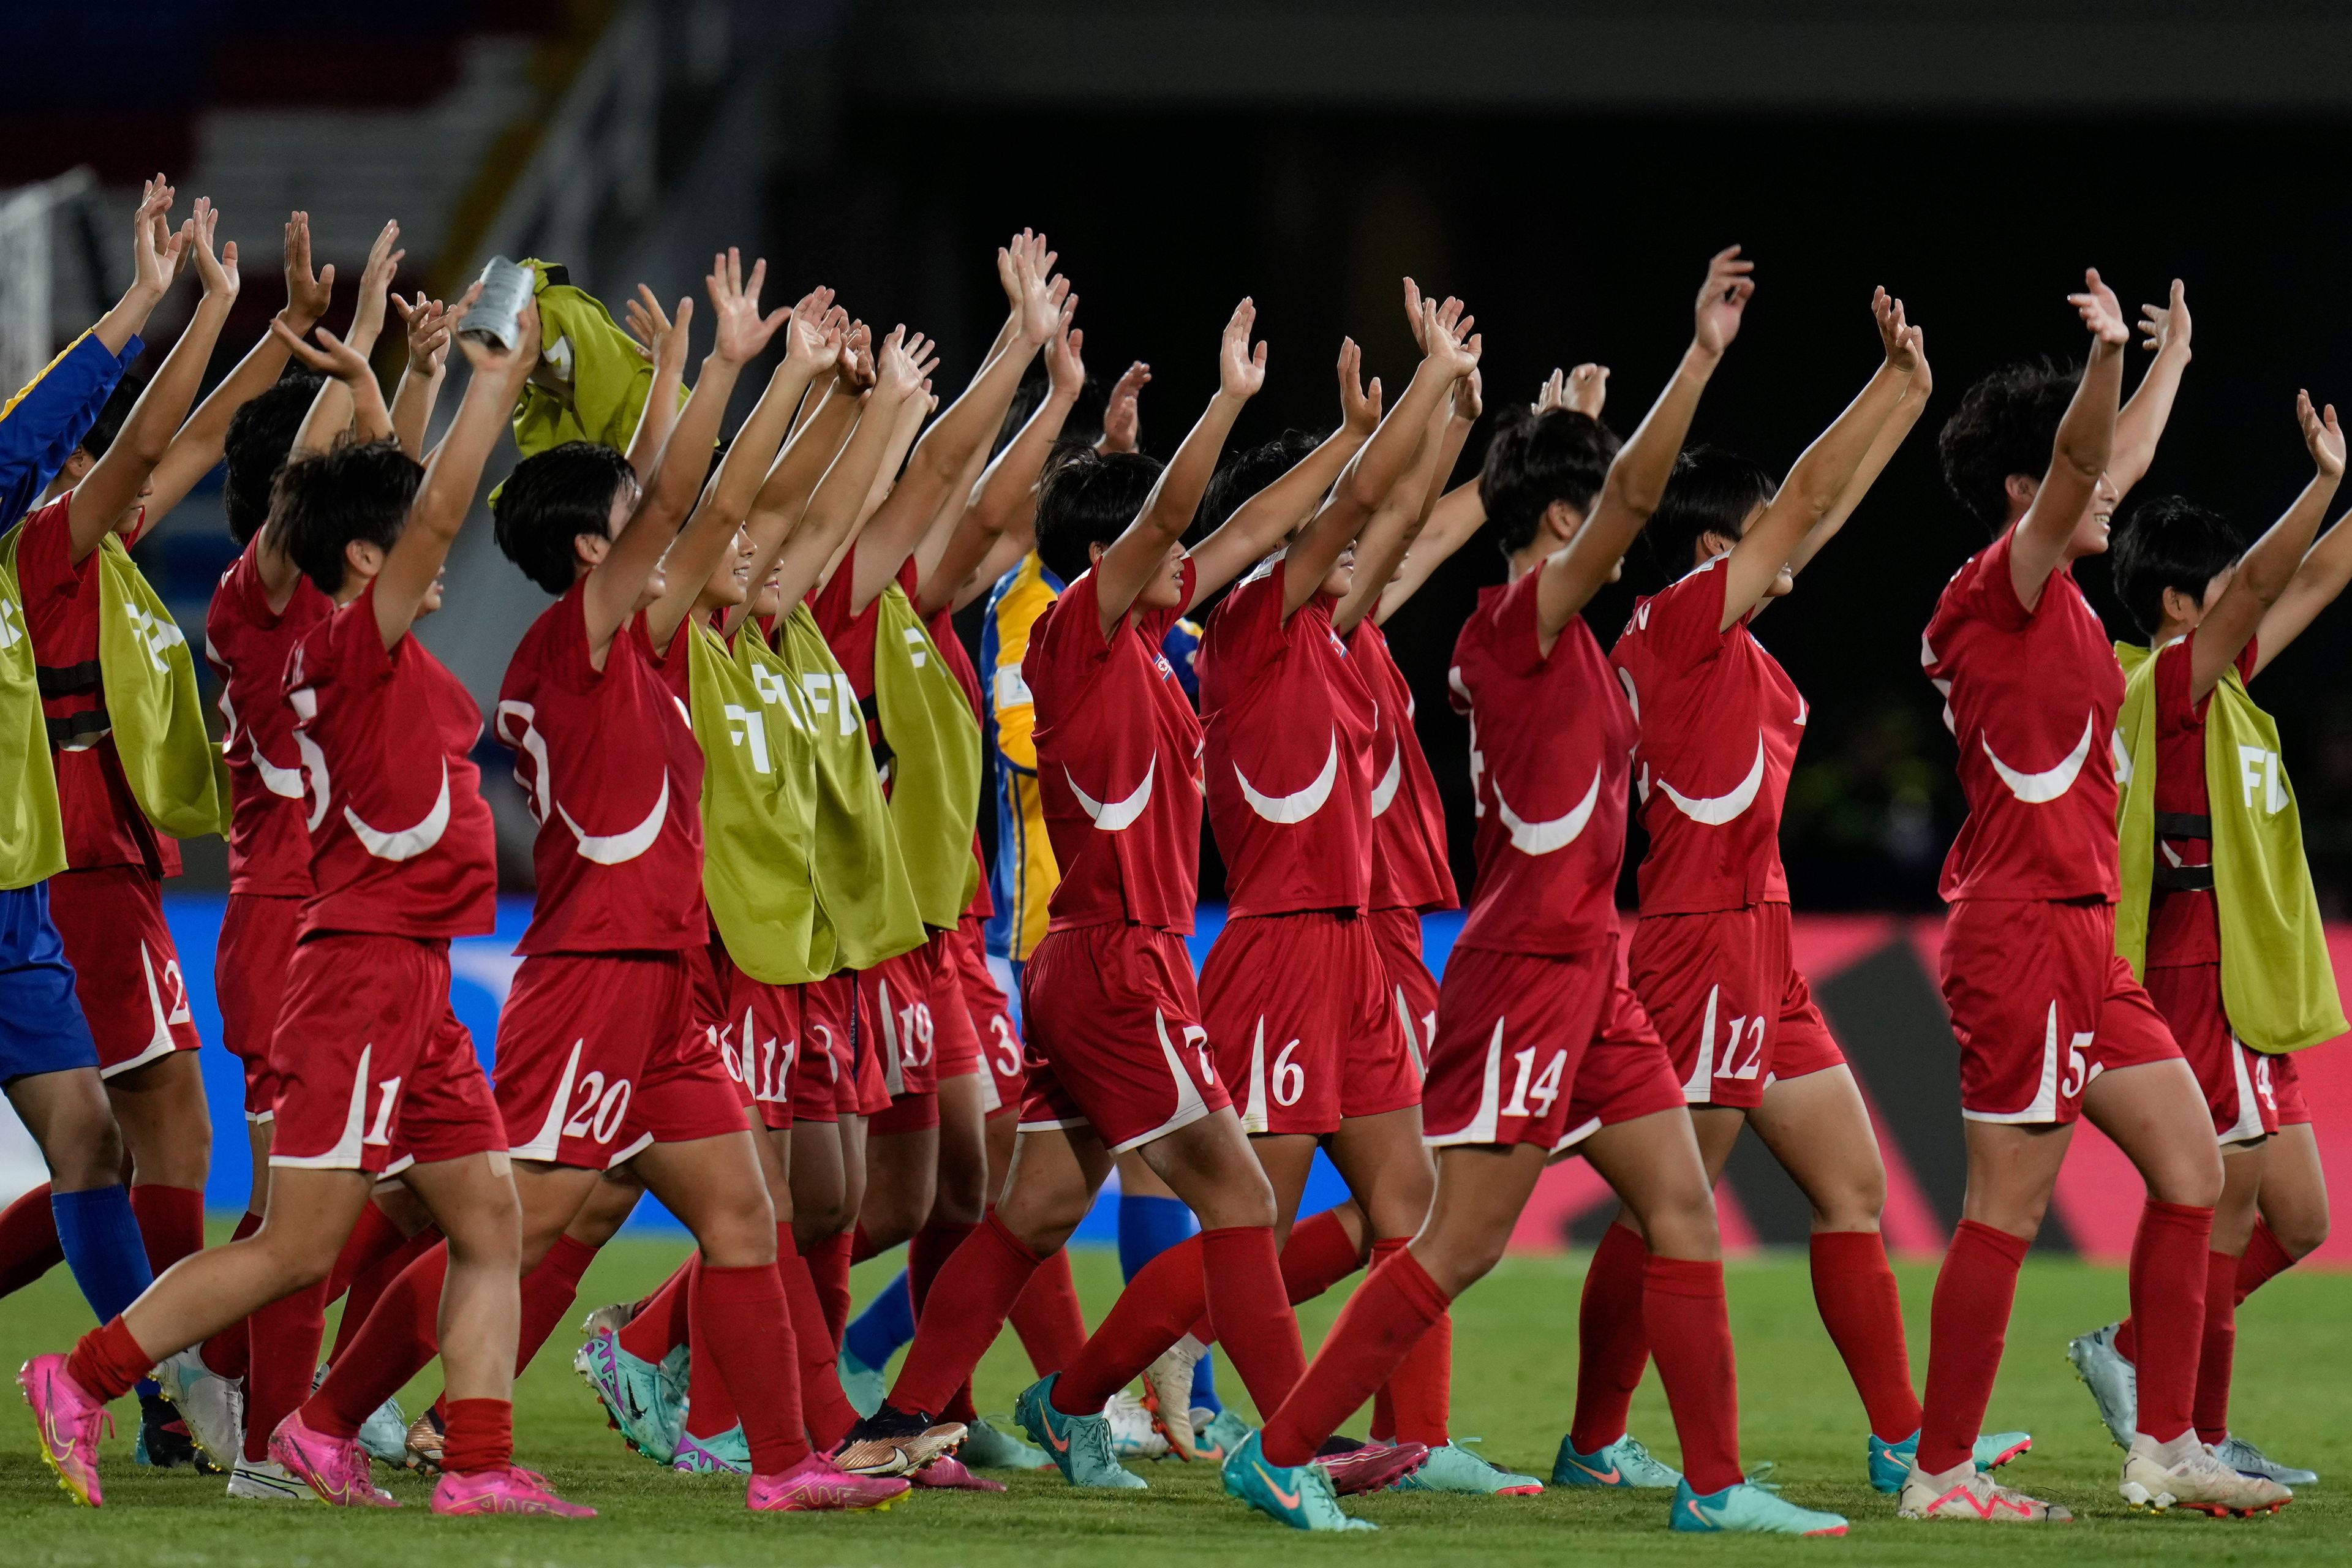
[227,1457,315,1502]
[580,1300,638,1338]
[156,1348,245,1472]
[1144,1336,1207,1460]
[1897,1461,2072,1521]
[2120,1434,2292,1517]
[1105,1389,1170,1459]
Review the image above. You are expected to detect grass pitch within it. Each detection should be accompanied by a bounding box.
[2,1232,2345,1566]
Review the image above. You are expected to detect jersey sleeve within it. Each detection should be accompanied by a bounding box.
[809,541,859,639]
[1642,562,1736,662]
[1953,530,2037,632]
[12,496,80,607]
[0,332,137,522]
[298,582,397,707]
[1487,569,1551,676]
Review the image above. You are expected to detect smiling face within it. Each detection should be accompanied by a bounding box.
[696,526,755,610]
[2069,471,2122,558]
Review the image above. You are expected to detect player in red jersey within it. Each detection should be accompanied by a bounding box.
[1899,271,2269,1521]
[1595,289,1973,1494]
[18,286,591,1517]
[1227,249,1844,1537]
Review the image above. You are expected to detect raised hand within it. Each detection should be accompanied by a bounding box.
[130,175,180,298]
[1401,277,1430,350]
[2139,278,2192,358]
[707,247,791,366]
[1101,360,1149,452]
[1904,328,1932,402]
[394,292,451,374]
[2300,390,2346,480]
[186,198,239,302]
[837,319,877,391]
[350,221,406,349]
[1336,337,1382,435]
[268,319,375,385]
[777,288,842,372]
[1871,287,1919,376]
[1694,246,1755,358]
[1566,363,1608,417]
[1419,295,1479,379]
[282,210,333,326]
[624,284,690,372]
[874,325,940,402]
[1219,299,1267,401]
[1047,324,1087,399]
[2069,267,2129,347]
[454,283,543,379]
[1454,366,1483,422]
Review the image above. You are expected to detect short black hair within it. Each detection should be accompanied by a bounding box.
[1479,407,1620,557]
[75,374,146,462]
[1035,448,1163,584]
[993,370,1112,459]
[1938,358,2078,534]
[1195,429,1325,535]
[221,372,327,545]
[2111,494,2248,639]
[272,440,424,596]
[491,441,639,595]
[1648,445,1778,579]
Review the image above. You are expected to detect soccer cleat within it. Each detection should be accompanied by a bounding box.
[357,1396,409,1466]
[227,1457,314,1501]
[1896,1460,2071,1521]
[1672,1477,1848,1535]
[2210,1434,2318,1488]
[1553,1432,1683,1489]
[579,1299,638,1338]
[431,1465,597,1517]
[1105,1387,1170,1458]
[19,1353,111,1507]
[1143,1336,1207,1459]
[270,1410,399,1507]
[573,1328,685,1463]
[135,1394,214,1471]
[2119,1434,2291,1517]
[911,1452,1008,1491]
[1196,1407,1251,1463]
[673,1427,750,1474]
[1222,1429,1374,1532]
[1321,1438,1430,1496]
[1869,1428,2034,1493]
[833,1403,967,1477]
[404,1407,445,1471]
[837,1344,888,1419]
[748,1453,912,1512]
[2066,1322,2137,1448]
[1396,1438,1544,1496]
[960,1414,1049,1470]
[1015,1374,1149,1490]
[156,1348,244,1471]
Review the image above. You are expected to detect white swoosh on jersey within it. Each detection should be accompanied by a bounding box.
[345,760,452,861]
[253,744,305,801]
[1235,731,1340,824]
[556,774,669,865]
[1494,764,1602,855]
[295,732,331,831]
[1982,715,2095,804]
[1368,744,1403,818]
[1657,733,1767,826]
[1068,758,1155,832]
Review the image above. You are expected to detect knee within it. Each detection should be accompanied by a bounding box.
[698,1188,780,1267]
[932,1159,987,1226]
[445,1185,522,1268]
[48,1118,125,1190]
[2155,1147,2225,1212]
[999,1182,1092,1258]
[1809,1170,1886,1234]
[2269,1203,2329,1259]
[1642,1180,1722,1261]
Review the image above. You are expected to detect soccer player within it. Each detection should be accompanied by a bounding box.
[2068,373,2350,1492]
[1902,270,2277,1520]
[17,285,587,1516]
[1226,248,1847,1537]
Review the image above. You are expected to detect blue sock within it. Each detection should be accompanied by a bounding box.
[1117,1193,1197,1282]
[1190,1344,1223,1414]
[843,1266,916,1373]
[51,1185,152,1324]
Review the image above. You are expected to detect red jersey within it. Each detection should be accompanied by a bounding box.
[1922,529,2122,904]
[1025,561,1203,933]
[495,582,707,956]
[1449,570,1636,956]
[1199,565,1376,918]
[2143,631,2259,968]
[17,496,179,877]
[1352,619,1456,914]
[1610,557,1800,916]
[928,597,994,921]
[205,539,333,895]
[284,583,497,940]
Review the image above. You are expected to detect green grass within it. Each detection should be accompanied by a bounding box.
[3,1233,2346,1566]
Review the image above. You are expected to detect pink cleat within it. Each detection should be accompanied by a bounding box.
[911,1453,1008,1492]
[18,1354,112,1508]
[748,1452,913,1512]
[432,1465,597,1517]
[1323,1439,1431,1496]
[270,1410,399,1507]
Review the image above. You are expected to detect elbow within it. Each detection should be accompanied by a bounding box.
[1604,473,1662,524]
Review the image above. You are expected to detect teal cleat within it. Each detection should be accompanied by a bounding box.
[961,1414,1050,1470]
[573,1329,686,1463]
[1869,1428,2034,1493]
[2211,1434,2318,1488]
[1223,1430,1374,1532]
[1396,1439,1544,1496]
[1197,1408,1253,1464]
[672,1427,750,1474]
[1672,1477,1849,1536]
[1014,1374,1148,1490]
[837,1345,888,1420]
[2066,1322,2136,1448]
[356,1397,409,1467]
[1553,1433,1683,1489]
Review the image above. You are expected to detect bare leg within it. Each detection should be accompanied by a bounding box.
[105,1052,211,1189]
[397,1153,524,1404]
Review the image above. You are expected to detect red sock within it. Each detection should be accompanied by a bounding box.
[197,1212,266,1379]
[1918,1219,2027,1476]
[909,1215,982,1419]
[2193,1250,2237,1446]
[1187,1208,1369,1347]
[1809,1229,1921,1440]
[683,1262,739,1440]
[2236,1220,2297,1305]
[324,1204,407,1302]
[513,1234,597,1378]
[779,1230,858,1448]
[617,1256,696,1363]
[697,1262,808,1473]
[1570,1222,1650,1452]
[0,1182,62,1298]
[129,1185,205,1276]
[850,1223,879,1265]
[1200,1226,1306,1417]
[306,1243,449,1440]
[1261,1246,1449,1468]
[2115,1315,2138,1364]
[67,1316,154,1403]
[1371,1238,1450,1445]
[1644,1256,1743,1494]
[1008,1244,1087,1375]
[440,1397,513,1475]
[327,1227,437,1365]
[2131,1199,2213,1444]
[890,1212,1041,1416]
[813,1231,854,1348]
[1052,1234,1206,1415]
[242,1281,327,1461]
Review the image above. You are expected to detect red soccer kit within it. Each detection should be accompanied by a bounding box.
[17,497,200,1077]
[269,584,503,1173]
[1422,571,1681,1153]
[1922,529,2179,1126]
[1352,618,1455,1074]
[1017,560,1231,1153]
[1198,565,1412,1136]
[1611,556,1844,1110]
[491,586,738,1169]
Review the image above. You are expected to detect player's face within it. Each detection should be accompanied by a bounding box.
[1318,542,1355,598]
[752,567,784,619]
[698,525,754,609]
[2069,472,2120,557]
[1731,499,1793,597]
[1135,539,1187,609]
[417,565,447,616]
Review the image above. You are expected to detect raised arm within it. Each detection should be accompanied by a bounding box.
[87,176,179,360]
[2010,269,2128,609]
[920,320,1089,616]
[1343,370,1476,631]
[2110,280,2193,497]
[726,341,867,620]
[386,291,451,459]
[1787,333,1931,581]
[622,284,693,482]
[2192,392,2345,695]
[1369,367,1496,624]
[1098,360,1149,454]
[1538,246,1751,642]
[2257,494,2352,676]
[279,221,402,462]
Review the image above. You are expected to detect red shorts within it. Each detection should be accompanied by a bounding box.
[948,915,1026,1117]
[2270,1050,2311,1126]
[1369,906,1439,1077]
[859,941,944,1101]
[1630,903,1845,1110]
[791,974,853,1124]
[2143,963,2281,1145]
[1203,911,1417,1137]
[269,934,504,1174]
[1555,1010,1687,1156]
[1019,922,1231,1155]
[1941,899,2182,1126]
[48,865,200,1079]
[722,968,801,1132]
[217,891,303,1120]
[1425,938,1667,1154]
